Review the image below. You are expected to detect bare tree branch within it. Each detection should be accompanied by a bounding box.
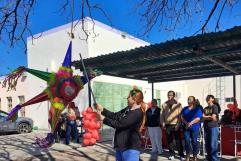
[195,0,220,34]
[215,0,228,31]
[58,0,69,15]
[0,0,111,51]
[0,0,36,52]
[134,0,240,36]
[73,0,112,41]
[0,0,240,51]
[136,0,198,36]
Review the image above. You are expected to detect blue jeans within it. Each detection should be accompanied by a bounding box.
[116,149,140,161]
[184,129,199,155]
[204,127,220,161]
[66,120,78,145]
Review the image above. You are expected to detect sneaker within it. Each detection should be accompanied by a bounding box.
[168,156,174,160]
[180,157,185,161]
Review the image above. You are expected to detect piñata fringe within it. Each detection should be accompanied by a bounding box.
[2,66,26,91]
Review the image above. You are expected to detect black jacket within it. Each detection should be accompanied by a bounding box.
[102,107,143,151]
[146,107,161,127]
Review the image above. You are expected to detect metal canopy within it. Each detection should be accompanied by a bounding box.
[72,26,241,83]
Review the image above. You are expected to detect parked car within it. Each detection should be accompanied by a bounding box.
[0,110,33,134]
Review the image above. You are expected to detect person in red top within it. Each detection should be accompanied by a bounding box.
[65,102,80,145]
[227,98,240,123]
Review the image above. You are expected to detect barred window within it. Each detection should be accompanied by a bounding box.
[225,97,234,102]
[7,97,12,112]
[19,96,25,117]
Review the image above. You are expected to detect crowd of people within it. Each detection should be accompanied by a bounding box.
[95,89,222,161]
[49,88,223,161]
[158,91,221,161]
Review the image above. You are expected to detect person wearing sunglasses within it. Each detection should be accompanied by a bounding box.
[96,89,146,161]
[160,90,184,160]
[181,96,203,161]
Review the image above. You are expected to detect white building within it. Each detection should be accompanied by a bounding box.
[0,18,240,130]
[0,75,27,117]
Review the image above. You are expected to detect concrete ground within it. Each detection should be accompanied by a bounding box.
[0,131,238,161]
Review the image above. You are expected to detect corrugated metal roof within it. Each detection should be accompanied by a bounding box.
[72,26,241,82]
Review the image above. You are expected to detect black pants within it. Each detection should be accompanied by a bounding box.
[166,124,184,157]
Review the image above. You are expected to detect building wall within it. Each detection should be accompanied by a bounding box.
[86,18,148,57]
[0,75,28,114]
[154,81,188,105]
[181,76,241,114]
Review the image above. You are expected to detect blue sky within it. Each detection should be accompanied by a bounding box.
[0,0,241,75]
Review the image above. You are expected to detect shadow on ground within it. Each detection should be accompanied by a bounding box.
[0,132,238,161]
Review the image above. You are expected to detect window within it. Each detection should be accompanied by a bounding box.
[176,92,181,99]
[93,81,142,129]
[18,96,25,117]
[225,97,234,102]
[7,97,12,112]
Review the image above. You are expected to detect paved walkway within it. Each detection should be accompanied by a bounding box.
[0,131,238,161]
